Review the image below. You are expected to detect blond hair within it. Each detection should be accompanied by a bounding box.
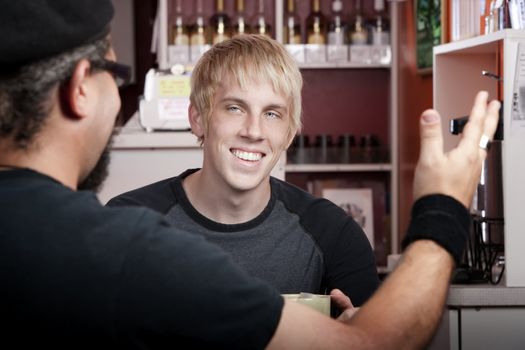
[190,34,303,142]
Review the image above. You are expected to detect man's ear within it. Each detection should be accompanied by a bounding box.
[188,104,205,138]
[61,59,92,120]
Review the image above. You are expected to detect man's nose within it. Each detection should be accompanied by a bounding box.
[241,114,263,140]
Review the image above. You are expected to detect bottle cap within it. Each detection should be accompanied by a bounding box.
[332,0,343,12]
[374,0,385,12]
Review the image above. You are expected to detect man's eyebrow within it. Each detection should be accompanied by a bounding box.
[219,97,247,105]
[219,97,288,112]
[266,104,288,112]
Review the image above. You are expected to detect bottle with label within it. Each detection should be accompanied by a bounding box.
[284,0,302,44]
[252,0,272,37]
[328,0,346,45]
[306,0,327,44]
[233,0,250,36]
[371,0,389,45]
[189,0,210,46]
[210,0,231,44]
[350,0,368,45]
[172,0,189,45]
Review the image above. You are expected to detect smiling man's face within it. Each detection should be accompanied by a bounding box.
[195,78,294,194]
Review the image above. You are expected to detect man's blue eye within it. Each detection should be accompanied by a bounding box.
[227,106,241,113]
[265,111,280,119]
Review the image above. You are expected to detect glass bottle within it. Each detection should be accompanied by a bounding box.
[284,0,302,44]
[172,0,190,45]
[210,0,231,44]
[306,0,327,44]
[233,0,250,36]
[252,0,272,37]
[371,0,389,45]
[190,0,210,46]
[328,0,346,45]
[350,0,368,45]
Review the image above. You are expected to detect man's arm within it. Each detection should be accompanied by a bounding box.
[270,240,453,349]
[267,91,500,349]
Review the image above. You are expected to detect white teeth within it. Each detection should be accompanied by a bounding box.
[232,149,262,161]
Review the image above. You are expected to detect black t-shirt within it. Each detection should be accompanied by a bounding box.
[0,169,283,348]
[108,169,380,306]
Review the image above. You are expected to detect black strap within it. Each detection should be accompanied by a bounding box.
[402,194,470,265]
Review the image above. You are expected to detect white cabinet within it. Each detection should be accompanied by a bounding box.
[434,30,525,287]
[98,117,202,204]
[430,308,525,350]
[427,285,525,349]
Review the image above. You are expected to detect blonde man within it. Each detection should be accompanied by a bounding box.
[109,35,380,308]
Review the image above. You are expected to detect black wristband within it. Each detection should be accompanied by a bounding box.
[402,194,471,265]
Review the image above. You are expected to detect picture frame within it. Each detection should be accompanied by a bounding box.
[322,187,375,248]
[310,178,388,266]
[415,0,442,74]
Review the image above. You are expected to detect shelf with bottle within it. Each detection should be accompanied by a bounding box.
[278,0,399,257]
[163,0,391,68]
[281,0,391,68]
[165,0,274,66]
[286,133,390,173]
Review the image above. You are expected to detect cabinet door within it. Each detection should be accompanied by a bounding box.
[461,308,525,349]
[427,309,460,350]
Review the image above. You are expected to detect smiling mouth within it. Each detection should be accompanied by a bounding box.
[231,149,264,162]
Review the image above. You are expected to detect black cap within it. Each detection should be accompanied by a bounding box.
[0,0,114,66]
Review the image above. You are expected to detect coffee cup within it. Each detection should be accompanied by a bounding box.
[282,293,331,316]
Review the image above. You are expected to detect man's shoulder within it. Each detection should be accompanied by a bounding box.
[270,177,347,218]
[270,177,362,239]
[106,174,183,213]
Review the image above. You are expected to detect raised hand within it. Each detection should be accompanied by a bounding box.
[413,91,500,207]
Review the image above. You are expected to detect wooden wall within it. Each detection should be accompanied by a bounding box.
[396,0,434,240]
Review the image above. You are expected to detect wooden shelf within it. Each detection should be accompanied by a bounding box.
[298,62,391,69]
[434,29,524,55]
[285,163,392,173]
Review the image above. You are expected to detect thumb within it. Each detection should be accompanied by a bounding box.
[330,289,354,310]
[418,109,444,162]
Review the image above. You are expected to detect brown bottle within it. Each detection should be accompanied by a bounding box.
[189,0,210,46]
[210,0,231,44]
[252,0,272,37]
[328,0,346,45]
[350,0,368,45]
[284,0,302,44]
[172,0,189,45]
[306,0,326,44]
[233,0,250,36]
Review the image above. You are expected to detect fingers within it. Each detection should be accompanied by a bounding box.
[482,99,501,141]
[418,109,444,163]
[329,289,354,310]
[337,307,360,323]
[330,289,358,324]
[456,92,500,164]
[458,91,490,149]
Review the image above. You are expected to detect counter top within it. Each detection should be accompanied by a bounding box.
[447,284,525,307]
[112,113,199,149]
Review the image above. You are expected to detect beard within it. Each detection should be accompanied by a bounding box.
[77,132,115,193]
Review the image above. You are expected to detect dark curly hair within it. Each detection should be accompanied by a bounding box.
[0,37,110,149]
